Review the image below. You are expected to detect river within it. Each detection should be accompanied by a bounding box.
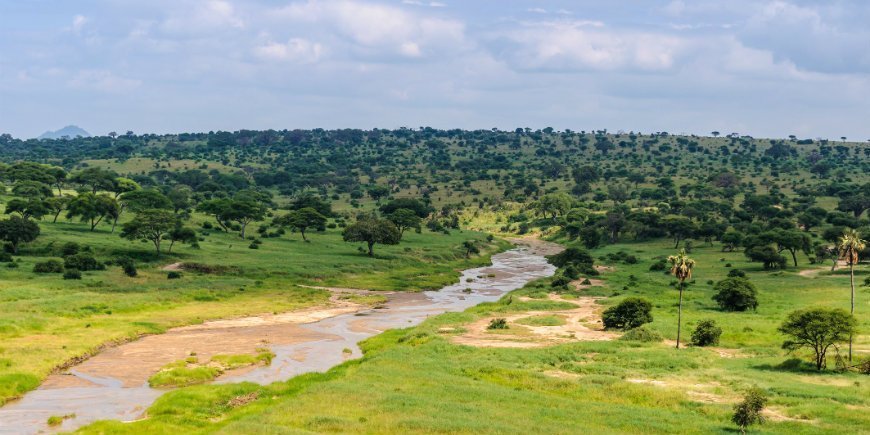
[0,240,559,434]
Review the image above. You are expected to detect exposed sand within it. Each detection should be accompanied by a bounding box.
[449,294,618,348]
[44,293,369,388]
[161,262,184,271]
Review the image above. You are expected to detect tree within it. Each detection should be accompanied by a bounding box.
[167,225,198,253]
[342,218,401,256]
[732,389,767,434]
[744,245,787,270]
[767,229,810,267]
[462,240,480,258]
[69,167,118,193]
[45,196,70,223]
[0,216,40,254]
[167,185,193,214]
[367,185,391,204]
[12,180,53,198]
[121,189,173,213]
[668,249,695,349]
[4,198,51,220]
[120,209,178,257]
[837,229,866,362]
[532,193,573,220]
[779,308,856,370]
[273,208,326,241]
[199,194,268,238]
[720,230,743,252]
[380,198,431,218]
[712,278,759,312]
[111,177,140,199]
[386,208,422,238]
[602,297,653,330]
[663,216,697,249]
[66,193,118,231]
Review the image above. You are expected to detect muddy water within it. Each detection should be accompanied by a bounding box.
[0,240,559,434]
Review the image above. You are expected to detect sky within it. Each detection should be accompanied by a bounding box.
[1,0,869,140]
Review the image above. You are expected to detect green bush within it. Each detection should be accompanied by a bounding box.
[167,271,183,279]
[487,318,508,330]
[732,388,767,433]
[602,297,653,330]
[712,278,758,312]
[60,242,80,257]
[34,259,64,274]
[691,320,722,346]
[63,253,102,272]
[620,326,663,342]
[0,252,12,262]
[63,269,82,280]
[727,269,746,278]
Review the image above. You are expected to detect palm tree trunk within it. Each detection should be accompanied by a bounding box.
[676,281,683,349]
[849,263,855,362]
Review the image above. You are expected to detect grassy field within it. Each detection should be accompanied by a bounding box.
[0,207,507,404]
[78,238,870,434]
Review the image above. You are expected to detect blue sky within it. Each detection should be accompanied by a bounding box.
[1,0,869,140]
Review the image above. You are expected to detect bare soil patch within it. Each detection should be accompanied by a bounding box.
[43,297,368,389]
[449,294,617,348]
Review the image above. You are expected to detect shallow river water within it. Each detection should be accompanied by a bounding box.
[0,241,558,434]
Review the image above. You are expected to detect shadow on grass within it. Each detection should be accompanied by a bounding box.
[752,358,822,374]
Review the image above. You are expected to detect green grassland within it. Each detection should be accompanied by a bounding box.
[0,202,507,404]
[78,238,870,434]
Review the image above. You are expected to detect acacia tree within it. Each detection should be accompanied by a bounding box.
[66,193,118,231]
[273,207,326,241]
[342,218,401,256]
[779,308,856,370]
[0,216,40,254]
[120,209,178,257]
[668,249,695,349]
[837,229,866,361]
[386,208,421,238]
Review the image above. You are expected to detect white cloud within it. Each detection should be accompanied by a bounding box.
[500,21,682,72]
[254,38,323,63]
[67,70,142,93]
[162,0,244,34]
[274,1,465,59]
[72,15,88,34]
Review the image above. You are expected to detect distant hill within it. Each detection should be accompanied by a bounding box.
[38,125,91,140]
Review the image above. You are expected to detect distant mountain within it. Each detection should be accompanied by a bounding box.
[38,125,91,140]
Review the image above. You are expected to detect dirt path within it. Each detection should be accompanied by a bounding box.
[449,294,618,348]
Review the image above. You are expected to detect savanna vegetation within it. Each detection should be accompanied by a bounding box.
[0,128,868,433]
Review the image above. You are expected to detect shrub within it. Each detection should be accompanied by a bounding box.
[620,326,663,342]
[623,255,638,264]
[60,242,80,257]
[64,253,102,272]
[602,297,653,330]
[114,256,137,277]
[0,252,12,262]
[551,275,571,288]
[732,388,767,434]
[63,269,82,280]
[34,259,64,274]
[487,318,508,330]
[546,247,594,269]
[691,320,722,346]
[727,269,746,278]
[649,258,668,271]
[167,271,183,279]
[712,278,758,311]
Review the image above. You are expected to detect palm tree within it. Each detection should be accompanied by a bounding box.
[838,229,866,361]
[668,249,696,349]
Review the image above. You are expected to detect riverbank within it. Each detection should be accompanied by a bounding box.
[0,239,557,433]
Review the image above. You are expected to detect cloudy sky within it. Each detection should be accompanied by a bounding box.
[1,0,869,140]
